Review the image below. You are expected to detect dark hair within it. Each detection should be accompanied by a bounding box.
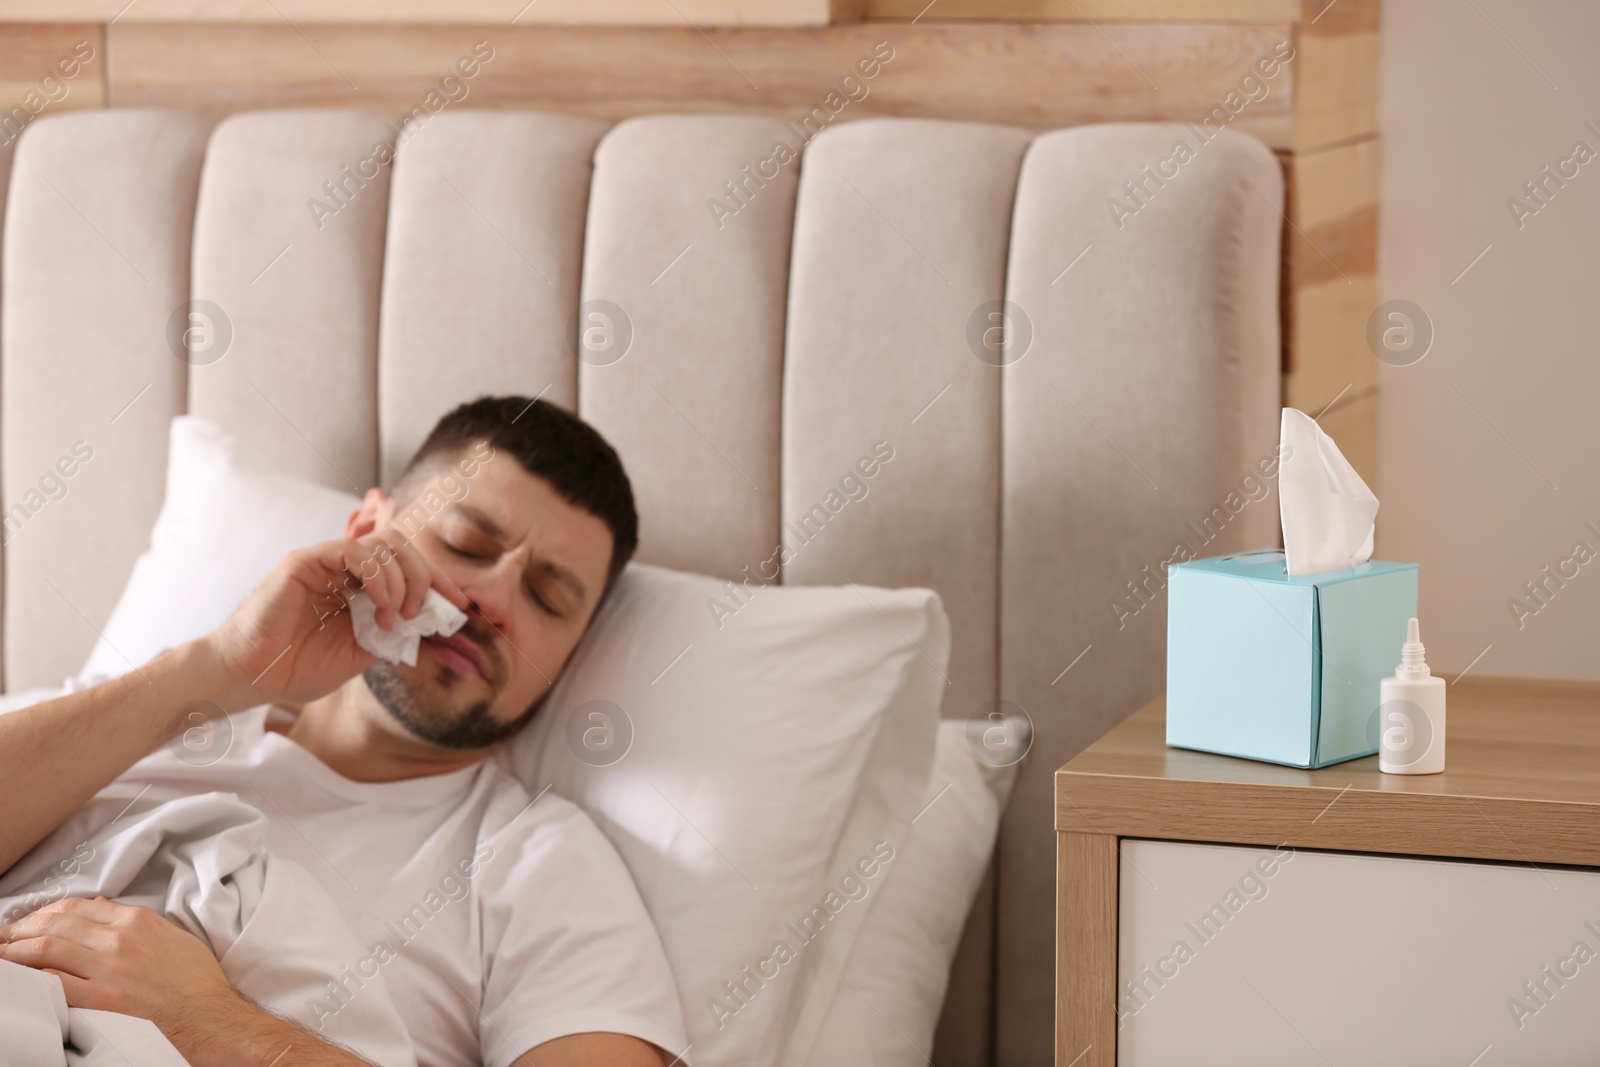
[398,396,638,591]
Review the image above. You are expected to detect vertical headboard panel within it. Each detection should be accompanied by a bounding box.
[378,112,607,485]
[1,110,209,689]
[189,110,393,493]
[578,116,797,580]
[996,125,1285,1063]
[0,137,13,341]
[781,117,1031,1061]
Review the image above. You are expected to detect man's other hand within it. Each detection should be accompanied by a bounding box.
[0,897,249,1049]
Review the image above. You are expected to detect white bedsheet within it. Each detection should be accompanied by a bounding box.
[0,790,417,1067]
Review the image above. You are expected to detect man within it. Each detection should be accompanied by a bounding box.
[0,397,686,1067]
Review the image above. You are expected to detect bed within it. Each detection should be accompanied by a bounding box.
[0,106,1282,1063]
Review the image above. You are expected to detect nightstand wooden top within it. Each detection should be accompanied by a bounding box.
[1055,677,1600,866]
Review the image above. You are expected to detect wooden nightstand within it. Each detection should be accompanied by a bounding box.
[1055,677,1600,1066]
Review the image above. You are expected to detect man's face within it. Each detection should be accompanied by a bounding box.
[350,442,615,752]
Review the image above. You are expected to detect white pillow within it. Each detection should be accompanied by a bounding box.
[499,564,947,1067]
[799,720,1015,1066]
[79,417,359,680]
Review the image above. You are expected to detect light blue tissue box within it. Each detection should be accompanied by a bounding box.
[1166,550,1418,768]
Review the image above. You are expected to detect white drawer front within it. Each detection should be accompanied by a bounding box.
[1118,839,1600,1065]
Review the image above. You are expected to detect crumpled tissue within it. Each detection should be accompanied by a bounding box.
[348,588,468,667]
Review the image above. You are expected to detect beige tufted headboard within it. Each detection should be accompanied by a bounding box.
[0,108,1282,1064]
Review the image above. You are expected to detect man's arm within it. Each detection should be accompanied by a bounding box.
[0,531,460,876]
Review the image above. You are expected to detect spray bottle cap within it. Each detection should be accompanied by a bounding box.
[1396,617,1430,679]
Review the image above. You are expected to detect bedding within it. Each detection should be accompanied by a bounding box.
[0,788,417,1067]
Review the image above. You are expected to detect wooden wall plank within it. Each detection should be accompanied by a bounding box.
[1294,0,1378,150]
[868,0,1296,21]
[1282,135,1378,488]
[0,23,105,149]
[1296,32,1378,149]
[0,0,1312,24]
[1287,276,1378,405]
[1296,130,1377,228]
[1283,0,1380,492]
[103,21,1297,147]
[1300,0,1377,35]
[0,1,842,27]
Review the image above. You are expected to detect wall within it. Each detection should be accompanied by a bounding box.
[1379,0,1600,680]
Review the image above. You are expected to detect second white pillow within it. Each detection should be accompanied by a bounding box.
[80,417,359,681]
[499,563,948,1067]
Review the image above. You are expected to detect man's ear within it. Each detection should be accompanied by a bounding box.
[344,487,391,539]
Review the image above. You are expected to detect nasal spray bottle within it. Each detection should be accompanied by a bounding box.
[1378,618,1446,775]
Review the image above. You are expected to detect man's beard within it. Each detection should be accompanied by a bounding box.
[362,632,540,750]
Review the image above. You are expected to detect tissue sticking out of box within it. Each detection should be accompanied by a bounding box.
[349,588,469,667]
[1279,407,1379,576]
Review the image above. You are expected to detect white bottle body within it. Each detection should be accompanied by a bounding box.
[1378,675,1446,774]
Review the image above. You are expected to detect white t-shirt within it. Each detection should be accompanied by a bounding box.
[96,704,688,1067]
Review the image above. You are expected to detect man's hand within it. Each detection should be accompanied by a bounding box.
[0,896,239,1031]
[206,530,470,709]
[0,897,375,1067]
